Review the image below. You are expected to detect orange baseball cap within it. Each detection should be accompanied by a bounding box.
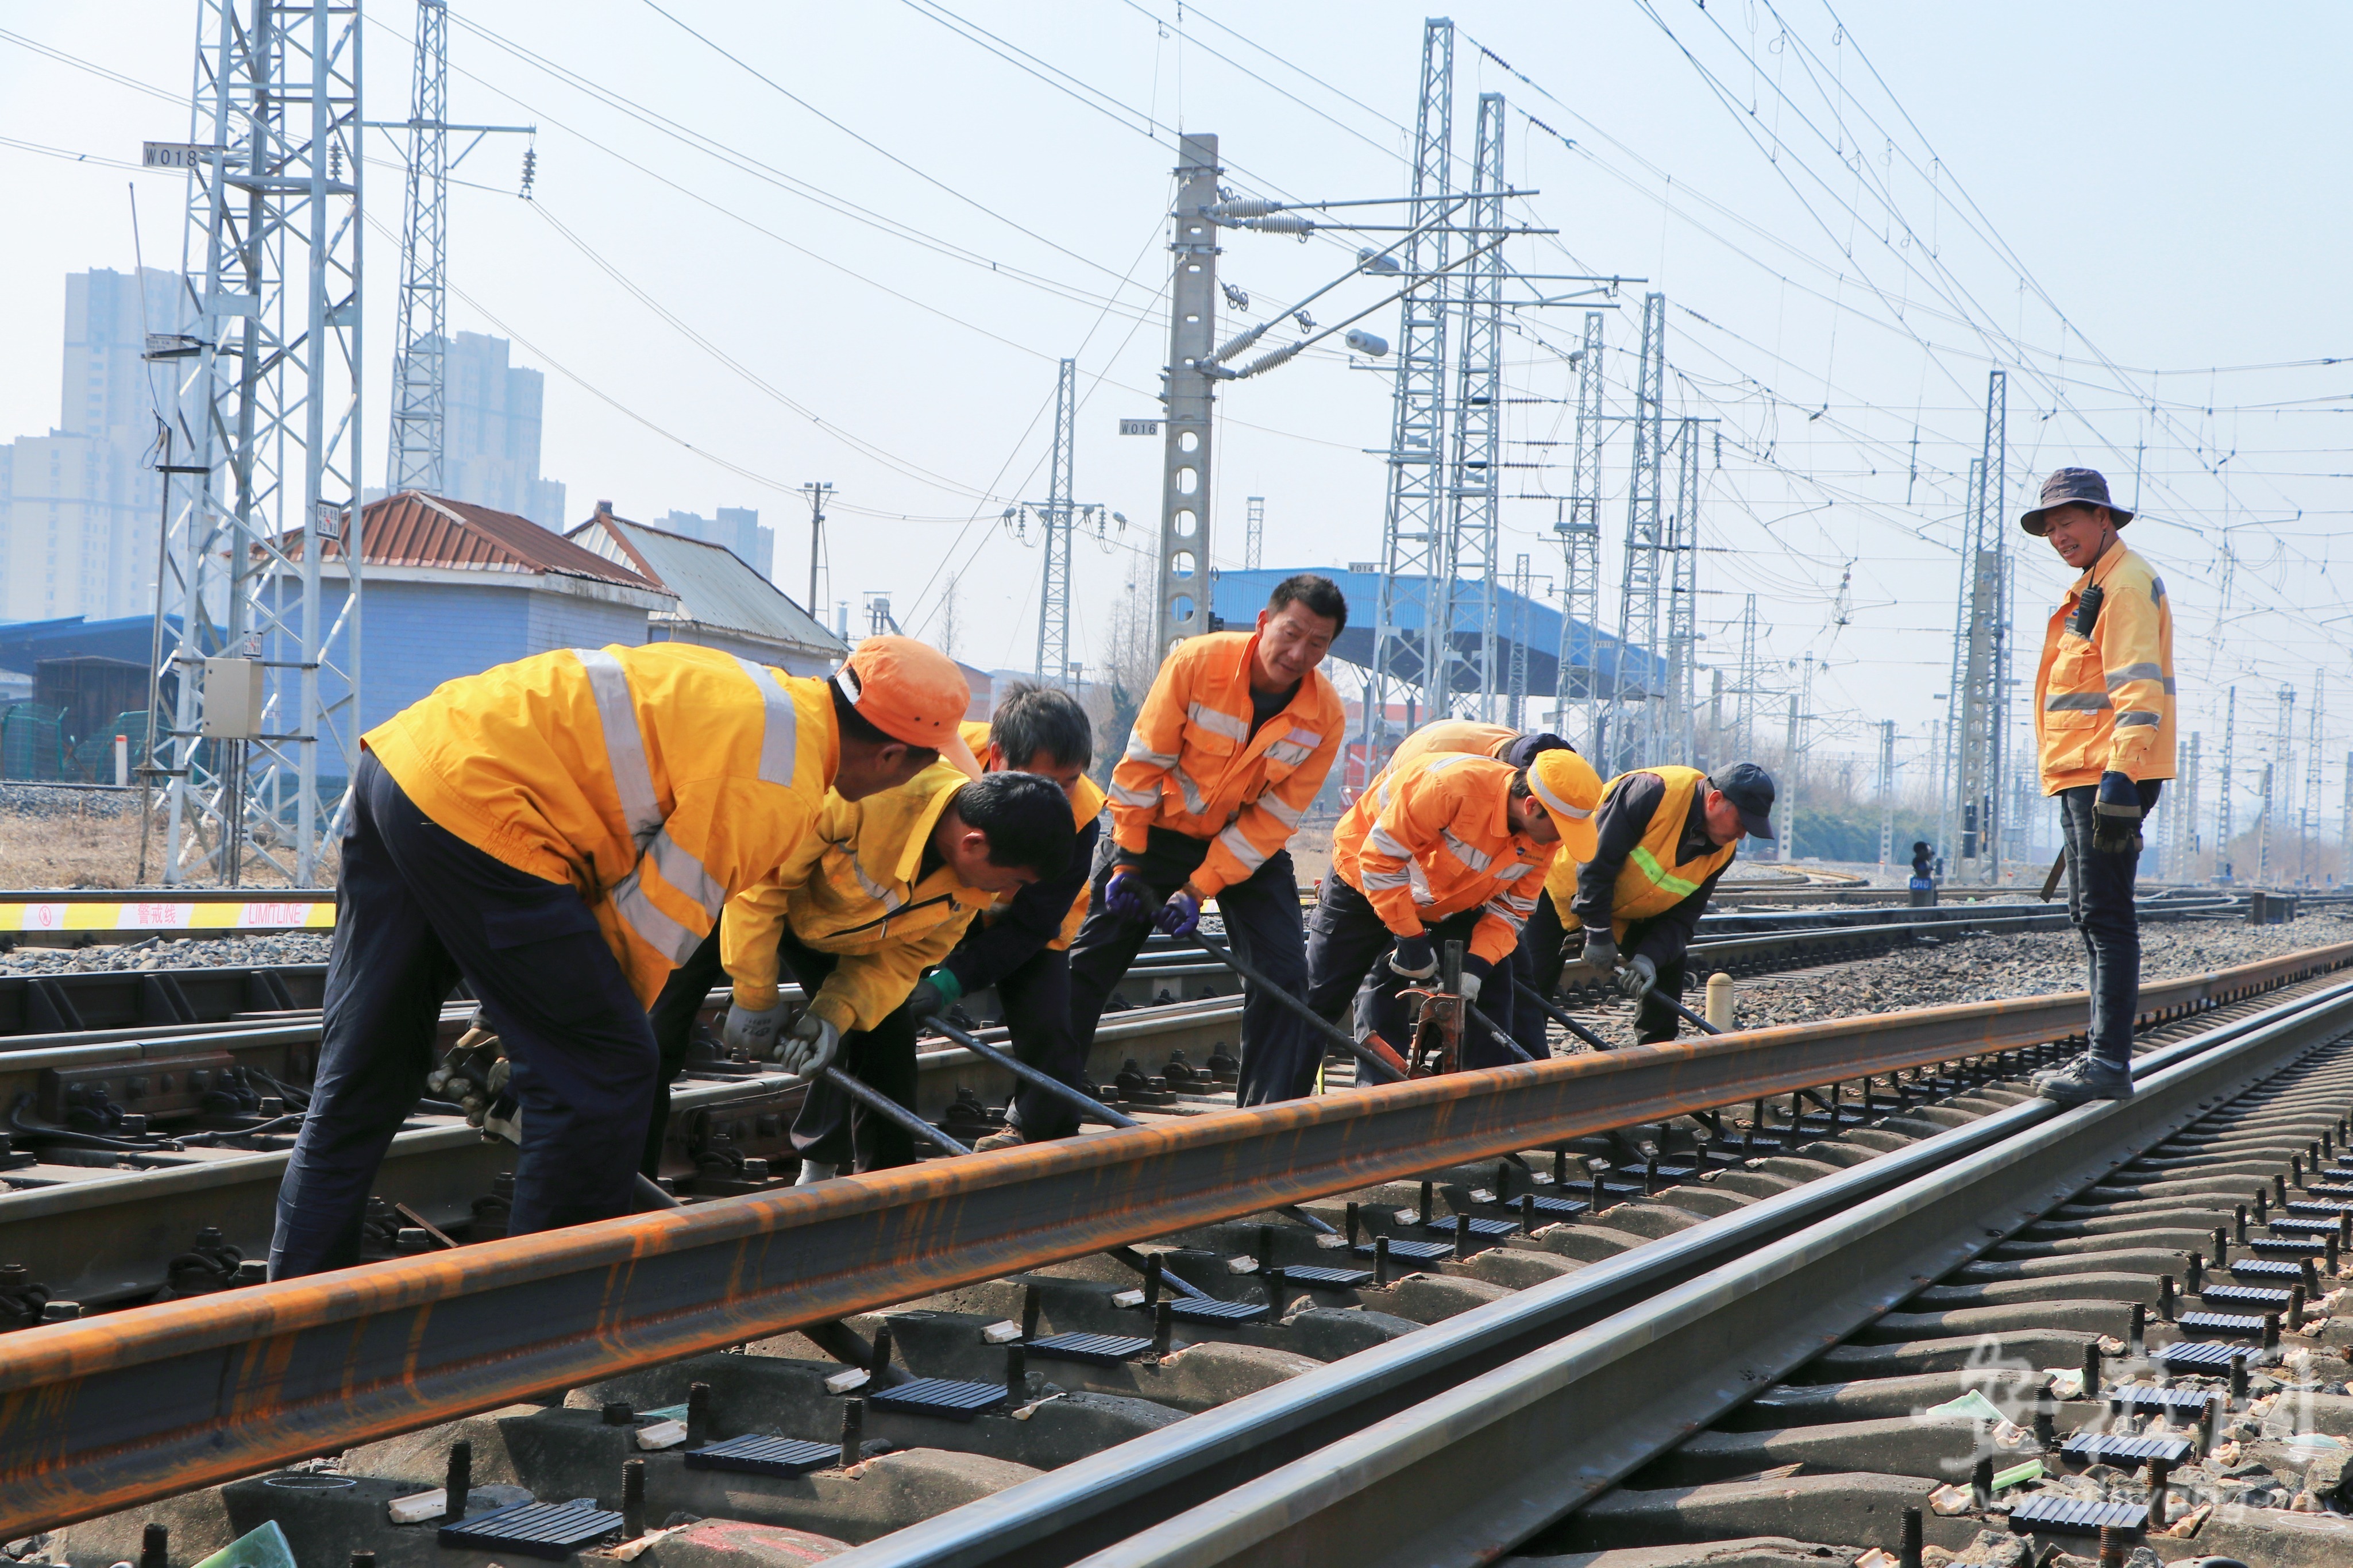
[1528,748,1603,863]
[835,636,973,759]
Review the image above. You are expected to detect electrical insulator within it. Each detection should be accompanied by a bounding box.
[1356,248,1402,276]
[1206,197,1281,221]
[1213,319,1273,365]
[1237,341,1306,380]
[1244,214,1315,236]
[520,145,537,201]
[1344,329,1390,358]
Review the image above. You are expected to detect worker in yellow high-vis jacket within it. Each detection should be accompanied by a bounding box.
[2020,467,2176,1107]
[270,636,968,1279]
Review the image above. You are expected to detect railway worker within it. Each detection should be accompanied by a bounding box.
[1303,747,1602,1069]
[1067,575,1348,1106]
[1533,762,1777,1045]
[270,636,967,1279]
[720,759,1077,1178]
[902,684,1105,1152]
[2020,468,2174,1106]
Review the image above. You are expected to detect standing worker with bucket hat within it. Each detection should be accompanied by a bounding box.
[2021,467,2175,1104]
[272,636,968,1279]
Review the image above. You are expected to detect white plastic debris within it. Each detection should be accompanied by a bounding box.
[386,1489,445,1524]
[1111,1289,1145,1308]
[982,1320,1023,1345]
[1927,1482,1974,1516]
[824,1367,871,1395]
[634,1418,688,1450]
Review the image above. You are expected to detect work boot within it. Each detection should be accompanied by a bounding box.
[796,1160,837,1185]
[2033,1053,2134,1106]
[973,1129,1025,1153]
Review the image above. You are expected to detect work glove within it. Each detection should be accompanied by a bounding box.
[1104,866,1156,923]
[1459,955,1492,1006]
[1388,932,1438,979]
[722,999,787,1057]
[905,968,963,1022]
[1579,934,1619,974]
[1154,887,1202,937]
[425,1023,500,1108]
[2092,770,2143,854]
[774,1012,842,1079]
[1615,953,1658,1000]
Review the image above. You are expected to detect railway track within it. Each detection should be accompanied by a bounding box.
[3,940,2350,1564]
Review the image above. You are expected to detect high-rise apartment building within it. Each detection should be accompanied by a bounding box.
[654,506,772,580]
[443,331,567,528]
[0,268,192,624]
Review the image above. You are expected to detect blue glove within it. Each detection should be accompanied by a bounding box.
[1104,866,1155,922]
[1387,933,1437,979]
[1154,887,1202,937]
[2092,770,2143,853]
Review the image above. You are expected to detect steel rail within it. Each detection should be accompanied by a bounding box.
[846,977,2353,1568]
[0,942,2344,1538]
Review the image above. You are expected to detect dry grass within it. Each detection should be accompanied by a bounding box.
[0,790,331,890]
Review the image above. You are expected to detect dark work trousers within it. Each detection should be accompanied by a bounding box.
[271,752,657,1279]
[2059,780,2162,1068]
[782,930,921,1172]
[994,945,1086,1141]
[1302,876,1519,1071]
[642,925,727,1176]
[1511,897,1569,1057]
[1511,899,1685,1045]
[1067,826,1313,1106]
[1621,917,1689,1045]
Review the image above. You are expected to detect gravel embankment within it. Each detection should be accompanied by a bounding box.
[0,932,333,977]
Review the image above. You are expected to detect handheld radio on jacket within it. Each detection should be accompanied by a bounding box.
[2067,583,2104,639]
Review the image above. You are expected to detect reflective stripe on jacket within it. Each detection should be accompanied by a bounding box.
[2034,539,2177,793]
[364,643,836,1006]
[721,756,994,1031]
[1332,752,1557,966]
[959,719,1104,949]
[1542,766,1737,937]
[1106,631,1343,896]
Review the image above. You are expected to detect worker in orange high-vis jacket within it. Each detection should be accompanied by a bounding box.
[1305,747,1602,1068]
[2019,468,2176,1107]
[269,636,967,1279]
[1068,575,1348,1105]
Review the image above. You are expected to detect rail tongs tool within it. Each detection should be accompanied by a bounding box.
[1398,939,1472,1077]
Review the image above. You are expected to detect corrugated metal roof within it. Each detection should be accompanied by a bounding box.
[308,492,659,591]
[568,509,844,655]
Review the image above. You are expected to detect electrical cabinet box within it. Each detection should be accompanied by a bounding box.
[201,656,266,739]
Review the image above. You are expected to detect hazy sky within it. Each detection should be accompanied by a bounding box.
[5,2,2350,825]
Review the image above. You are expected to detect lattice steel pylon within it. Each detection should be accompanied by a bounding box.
[152,0,365,887]
[2218,685,2236,879]
[1611,291,1667,771]
[1944,369,2007,884]
[1244,495,1264,570]
[1733,592,1757,761]
[1666,416,1702,762]
[1370,18,1455,749]
[386,0,447,492]
[1037,358,1078,688]
[1438,91,1506,719]
[2302,672,2323,885]
[1553,310,1604,750]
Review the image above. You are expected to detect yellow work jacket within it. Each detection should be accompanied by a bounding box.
[1107,630,1343,896]
[2034,539,2177,793]
[365,643,836,1006]
[1544,766,1737,935]
[722,756,996,1032]
[961,719,1104,949]
[1333,751,1556,966]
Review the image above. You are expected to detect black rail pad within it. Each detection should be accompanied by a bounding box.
[1730,1137,1786,1156]
[2175,1311,2268,1337]
[1274,1264,1375,1287]
[1422,1215,1518,1238]
[1164,1296,1271,1325]
[2198,1284,2292,1309]
[2005,1493,2148,1534]
[437,1498,623,1559]
[866,1377,1008,1420]
[2225,1258,2304,1281]
[2309,1181,2353,1196]
[2110,1386,2218,1419]
[2246,1237,2326,1256]
[2269,1218,2342,1235]
[1025,1331,1155,1366]
[2288,1199,2353,1215]
[1351,1238,1452,1262]
[2155,1340,2251,1370]
[683,1435,840,1477]
[2063,1432,2196,1467]
[1513,1194,1590,1218]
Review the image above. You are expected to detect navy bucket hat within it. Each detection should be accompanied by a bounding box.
[2020,467,2134,536]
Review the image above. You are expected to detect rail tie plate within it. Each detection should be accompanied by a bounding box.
[683,1435,841,1477]
[2197,1283,2292,1309]
[437,1497,623,1559]
[866,1378,1009,1421]
[1025,1332,1156,1366]
[2173,1310,2267,1337]
[2062,1432,2197,1467]
[2006,1493,2150,1534]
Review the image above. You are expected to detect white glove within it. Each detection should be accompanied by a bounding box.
[775,1013,842,1078]
[1459,971,1483,1005]
[723,999,786,1057]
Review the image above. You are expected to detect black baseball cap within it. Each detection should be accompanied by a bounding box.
[1708,762,1777,839]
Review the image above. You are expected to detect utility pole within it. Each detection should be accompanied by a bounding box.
[1877,720,1896,870]
[1614,292,1667,771]
[1372,20,1453,745]
[2342,748,2351,886]
[1244,495,1264,570]
[381,1,531,493]
[2258,762,2274,886]
[1667,417,1703,763]
[1707,669,1724,770]
[2302,671,2324,886]
[2274,684,2296,876]
[801,482,832,612]
[2218,685,2236,881]
[1439,91,1506,719]
[2184,732,2201,879]
[1152,133,1221,658]
[1505,552,1532,728]
[1780,690,1800,860]
[1552,310,1604,751]
[152,0,364,886]
[1734,593,1758,762]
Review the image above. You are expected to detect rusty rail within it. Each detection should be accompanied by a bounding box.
[0,940,2346,1538]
